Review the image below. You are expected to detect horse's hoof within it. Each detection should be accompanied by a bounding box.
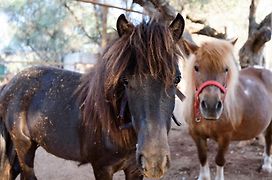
[261,164,272,173]
[262,155,272,173]
[197,176,211,180]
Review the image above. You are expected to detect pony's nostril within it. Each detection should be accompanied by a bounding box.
[201,100,208,110]
[216,101,222,110]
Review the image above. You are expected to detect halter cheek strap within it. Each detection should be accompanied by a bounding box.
[118,89,186,130]
[118,93,131,130]
[194,80,227,122]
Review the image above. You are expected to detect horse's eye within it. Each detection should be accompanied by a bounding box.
[174,75,181,85]
[225,68,229,72]
[121,77,128,86]
[194,65,199,72]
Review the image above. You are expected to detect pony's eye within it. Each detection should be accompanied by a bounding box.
[225,68,229,73]
[194,65,199,72]
[174,75,181,85]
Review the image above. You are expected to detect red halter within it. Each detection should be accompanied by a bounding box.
[194,80,227,122]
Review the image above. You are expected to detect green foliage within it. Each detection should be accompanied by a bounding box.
[1,0,100,62]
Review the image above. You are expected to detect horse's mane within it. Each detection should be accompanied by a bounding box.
[182,39,240,127]
[78,19,181,150]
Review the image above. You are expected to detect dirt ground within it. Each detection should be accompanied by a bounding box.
[16,101,272,180]
[14,125,271,180]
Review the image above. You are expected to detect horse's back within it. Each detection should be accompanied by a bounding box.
[232,67,272,140]
[1,66,84,161]
[240,67,272,93]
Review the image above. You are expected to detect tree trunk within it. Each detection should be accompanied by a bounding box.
[101,6,108,48]
[239,0,271,68]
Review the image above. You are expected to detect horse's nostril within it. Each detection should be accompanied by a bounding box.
[138,154,145,169]
[216,101,222,110]
[164,155,170,169]
[201,100,208,110]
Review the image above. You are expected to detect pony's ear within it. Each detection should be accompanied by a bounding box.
[169,13,185,41]
[117,14,134,37]
[180,39,199,56]
[229,38,238,45]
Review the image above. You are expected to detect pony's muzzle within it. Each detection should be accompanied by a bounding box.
[200,98,223,120]
[137,152,170,178]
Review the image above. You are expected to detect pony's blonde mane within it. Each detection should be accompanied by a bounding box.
[182,39,240,127]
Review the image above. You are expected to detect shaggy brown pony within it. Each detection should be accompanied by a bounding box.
[0,14,185,180]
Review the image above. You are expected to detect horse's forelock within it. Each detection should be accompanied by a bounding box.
[102,21,180,92]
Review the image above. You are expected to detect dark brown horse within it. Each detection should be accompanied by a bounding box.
[0,14,185,180]
[0,84,21,180]
[181,38,272,180]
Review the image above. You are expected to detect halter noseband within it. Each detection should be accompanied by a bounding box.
[194,80,226,122]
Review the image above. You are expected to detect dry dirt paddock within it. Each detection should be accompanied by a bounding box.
[16,100,272,180]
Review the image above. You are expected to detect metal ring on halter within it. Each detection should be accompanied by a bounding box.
[195,117,201,123]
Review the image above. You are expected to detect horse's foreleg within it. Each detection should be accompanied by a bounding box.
[124,166,143,180]
[215,138,230,180]
[262,121,272,172]
[192,135,210,180]
[93,166,114,180]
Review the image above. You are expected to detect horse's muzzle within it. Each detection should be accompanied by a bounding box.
[137,153,170,178]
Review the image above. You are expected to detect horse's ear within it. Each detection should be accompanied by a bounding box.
[117,14,134,37]
[229,38,238,45]
[169,13,185,41]
[180,39,199,56]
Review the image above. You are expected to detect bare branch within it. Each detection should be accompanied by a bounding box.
[252,27,271,53]
[28,43,51,62]
[248,0,260,37]
[186,15,207,25]
[64,3,94,41]
[77,0,143,14]
[193,26,226,39]
[133,0,175,21]
[149,0,176,20]
[258,12,272,30]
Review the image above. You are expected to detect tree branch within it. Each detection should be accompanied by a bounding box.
[252,27,271,53]
[186,15,207,25]
[149,0,176,20]
[248,0,260,37]
[64,3,94,41]
[28,43,51,62]
[77,0,143,14]
[133,0,175,21]
[193,26,226,39]
[258,12,272,30]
